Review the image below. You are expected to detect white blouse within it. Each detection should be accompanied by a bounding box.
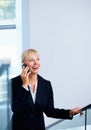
[22,81,38,103]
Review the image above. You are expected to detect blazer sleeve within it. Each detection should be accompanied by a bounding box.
[11,76,31,116]
[44,81,73,120]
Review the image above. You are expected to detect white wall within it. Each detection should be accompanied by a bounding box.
[29,0,91,126]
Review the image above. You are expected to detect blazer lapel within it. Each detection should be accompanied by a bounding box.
[28,92,35,111]
[35,75,45,105]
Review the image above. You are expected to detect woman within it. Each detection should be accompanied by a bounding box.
[11,49,81,130]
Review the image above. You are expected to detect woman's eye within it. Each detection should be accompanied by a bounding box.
[29,60,33,62]
[28,58,40,62]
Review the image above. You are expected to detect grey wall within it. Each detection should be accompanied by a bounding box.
[29,0,91,126]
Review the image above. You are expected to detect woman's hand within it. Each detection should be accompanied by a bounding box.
[69,107,81,116]
[21,66,31,87]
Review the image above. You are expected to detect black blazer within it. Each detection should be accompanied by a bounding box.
[10,74,72,130]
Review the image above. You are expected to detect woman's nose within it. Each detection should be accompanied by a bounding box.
[34,60,37,64]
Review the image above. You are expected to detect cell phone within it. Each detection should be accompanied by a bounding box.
[22,63,30,73]
[22,63,27,68]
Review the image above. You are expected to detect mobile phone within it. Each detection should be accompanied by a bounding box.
[22,63,30,73]
[22,63,27,68]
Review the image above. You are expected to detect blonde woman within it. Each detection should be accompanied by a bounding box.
[11,49,81,130]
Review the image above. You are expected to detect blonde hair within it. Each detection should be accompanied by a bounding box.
[21,49,39,63]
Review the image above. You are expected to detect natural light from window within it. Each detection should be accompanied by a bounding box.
[0,0,22,102]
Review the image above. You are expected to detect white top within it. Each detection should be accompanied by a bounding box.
[22,81,38,103]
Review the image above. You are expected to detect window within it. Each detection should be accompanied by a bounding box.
[0,0,15,24]
[0,0,22,102]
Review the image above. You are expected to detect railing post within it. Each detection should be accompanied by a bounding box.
[0,58,11,130]
[85,109,87,130]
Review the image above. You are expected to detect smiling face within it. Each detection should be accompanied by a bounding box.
[21,49,40,75]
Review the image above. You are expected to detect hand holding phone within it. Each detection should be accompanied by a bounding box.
[21,63,31,87]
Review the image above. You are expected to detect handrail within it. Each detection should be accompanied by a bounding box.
[46,104,91,129]
[81,104,91,111]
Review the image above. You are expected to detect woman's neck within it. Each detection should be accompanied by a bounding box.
[29,74,37,81]
[28,74,38,90]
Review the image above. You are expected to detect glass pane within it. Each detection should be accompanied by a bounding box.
[0,0,15,25]
[0,29,22,102]
[0,1,22,130]
[0,0,22,103]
